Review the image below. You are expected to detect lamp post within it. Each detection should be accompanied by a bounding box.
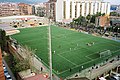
[112,27,115,39]
[48,2,52,80]
[113,27,116,33]
[116,28,120,39]
[117,28,120,34]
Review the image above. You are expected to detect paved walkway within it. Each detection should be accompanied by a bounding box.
[72,59,120,80]
[88,60,120,79]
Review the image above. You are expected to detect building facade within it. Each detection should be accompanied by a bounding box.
[34,3,47,17]
[55,0,110,23]
[115,5,120,14]
[0,3,19,17]
[110,16,120,26]
[48,0,57,21]
[0,47,5,80]
[96,16,110,27]
[18,3,32,15]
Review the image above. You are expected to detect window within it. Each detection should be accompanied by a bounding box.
[63,1,66,19]
[84,3,87,16]
[75,3,77,18]
[70,1,72,18]
[80,3,82,16]
[89,2,91,14]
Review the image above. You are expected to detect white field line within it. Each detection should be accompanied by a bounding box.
[18,26,120,75]
[57,54,77,66]
[85,56,93,60]
[112,49,120,53]
[58,48,120,74]
[58,57,100,74]
[58,40,112,55]
[58,46,87,55]
[86,49,107,58]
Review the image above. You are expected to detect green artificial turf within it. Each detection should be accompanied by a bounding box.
[12,26,120,79]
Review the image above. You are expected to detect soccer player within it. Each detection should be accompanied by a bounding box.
[54,50,55,54]
[77,44,78,46]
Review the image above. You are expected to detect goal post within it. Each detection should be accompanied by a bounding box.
[99,50,112,58]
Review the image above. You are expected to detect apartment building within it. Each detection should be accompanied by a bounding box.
[18,3,32,15]
[55,0,110,23]
[96,16,110,27]
[0,3,19,17]
[115,5,120,14]
[48,0,57,21]
[34,3,47,17]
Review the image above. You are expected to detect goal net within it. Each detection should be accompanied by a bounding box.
[99,50,112,58]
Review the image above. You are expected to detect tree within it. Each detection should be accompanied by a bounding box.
[12,45,35,73]
[70,22,74,28]
[90,12,105,24]
[21,45,36,72]
[110,12,120,16]
[90,15,96,23]
[0,29,6,51]
[71,12,106,30]
[11,56,30,73]
[96,12,102,17]
[14,59,30,72]
[101,13,105,16]
[87,23,95,28]
[86,14,92,23]
[13,25,17,28]
[73,16,87,27]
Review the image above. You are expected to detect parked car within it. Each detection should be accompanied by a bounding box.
[2,62,12,80]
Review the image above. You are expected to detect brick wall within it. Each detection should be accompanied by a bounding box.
[0,48,5,80]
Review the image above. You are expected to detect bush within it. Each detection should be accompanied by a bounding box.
[14,59,30,72]
[13,25,17,28]
[11,56,30,73]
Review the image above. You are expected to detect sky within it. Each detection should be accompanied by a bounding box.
[39,0,120,5]
[0,0,119,5]
[104,0,120,5]
[0,0,48,3]
[26,0,47,2]
[31,0,120,5]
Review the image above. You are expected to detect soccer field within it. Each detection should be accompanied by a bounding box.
[12,26,120,78]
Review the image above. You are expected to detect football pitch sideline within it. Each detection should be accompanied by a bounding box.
[12,26,120,78]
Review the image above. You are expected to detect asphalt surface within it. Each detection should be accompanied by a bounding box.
[3,59,16,80]
[0,23,15,31]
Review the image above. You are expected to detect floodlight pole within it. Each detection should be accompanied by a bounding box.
[49,20,53,80]
[48,2,53,80]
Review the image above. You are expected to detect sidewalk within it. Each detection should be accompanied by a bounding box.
[78,60,120,80]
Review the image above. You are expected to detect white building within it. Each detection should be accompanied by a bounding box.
[55,0,110,23]
[33,3,47,17]
[34,3,46,14]
[115,5,120,14]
